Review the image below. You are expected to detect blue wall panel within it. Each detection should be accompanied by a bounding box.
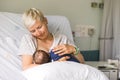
[81,50,99,61]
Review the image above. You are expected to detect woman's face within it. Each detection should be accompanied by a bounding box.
[28,19,49,40]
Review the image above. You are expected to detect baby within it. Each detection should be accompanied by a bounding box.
[33,50,50,64]
[33,50,80,64]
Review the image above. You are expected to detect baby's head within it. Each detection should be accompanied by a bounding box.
[33,50,50,64]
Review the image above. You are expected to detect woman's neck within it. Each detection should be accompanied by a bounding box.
[36,33,54,51]
[37,33,53,43]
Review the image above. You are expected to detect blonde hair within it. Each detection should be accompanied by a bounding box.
[22,8,45,28]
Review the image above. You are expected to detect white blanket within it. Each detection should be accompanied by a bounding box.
[23,61,109,80]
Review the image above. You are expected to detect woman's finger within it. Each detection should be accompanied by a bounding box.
[54,48,65,54]
[52,44,75,55]
[52,44,65,52]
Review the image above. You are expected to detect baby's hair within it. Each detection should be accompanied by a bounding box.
[33,50,50,64]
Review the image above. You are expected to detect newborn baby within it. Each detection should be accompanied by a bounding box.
[33,50,50,64]
[33,50,80,64]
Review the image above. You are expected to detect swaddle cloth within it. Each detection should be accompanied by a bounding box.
[49,50,80,63]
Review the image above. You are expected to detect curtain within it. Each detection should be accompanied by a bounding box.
[99,0,120,61]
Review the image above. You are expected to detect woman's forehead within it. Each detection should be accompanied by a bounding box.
[28,20,43,29]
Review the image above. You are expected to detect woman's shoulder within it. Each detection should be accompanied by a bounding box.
[53,33,67,39]
[18,34,37,55]
[53,33,69,44]
[53,33,75,45]
[21,34,37,45]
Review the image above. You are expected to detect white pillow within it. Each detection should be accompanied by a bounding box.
[22,61,108,80]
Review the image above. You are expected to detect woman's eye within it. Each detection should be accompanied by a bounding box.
[30,30,35,33]
[37,26,42,29]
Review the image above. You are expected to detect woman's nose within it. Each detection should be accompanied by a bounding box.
[35,29,41,36]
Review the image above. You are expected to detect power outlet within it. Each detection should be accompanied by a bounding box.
[88,28,95,37]
[74,25,95,37]
[91,2,98,8]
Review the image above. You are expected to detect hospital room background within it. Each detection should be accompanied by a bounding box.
[0,0,119,62]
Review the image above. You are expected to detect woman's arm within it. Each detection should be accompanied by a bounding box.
[52,44,85,63]
[75,53,85,63]
[71,47,85,63]
[21,55,39,70]
[73,52,85,63]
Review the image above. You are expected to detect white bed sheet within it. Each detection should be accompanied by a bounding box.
[0,12,108,80]
[0,38,26,80]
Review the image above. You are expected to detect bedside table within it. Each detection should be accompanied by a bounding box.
[86,61,119,80]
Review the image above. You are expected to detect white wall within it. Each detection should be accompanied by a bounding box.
[0,0,103,51]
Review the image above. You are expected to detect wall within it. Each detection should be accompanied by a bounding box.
[0,0,103,58]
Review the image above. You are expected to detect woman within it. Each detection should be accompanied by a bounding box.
[18,8,84,70]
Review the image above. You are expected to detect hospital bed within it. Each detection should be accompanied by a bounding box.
[0,12,108,80]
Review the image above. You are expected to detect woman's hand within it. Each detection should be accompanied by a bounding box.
[52,44,85,63]
[52,44,76,56]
